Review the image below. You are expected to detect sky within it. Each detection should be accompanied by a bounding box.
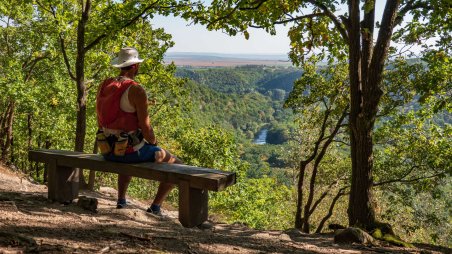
[150,2,387,55]
[151,14,291,55]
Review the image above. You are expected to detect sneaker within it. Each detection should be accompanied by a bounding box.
[116,199,127,209]
[146,204,162,216]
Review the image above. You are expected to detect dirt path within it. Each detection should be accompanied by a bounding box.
[0,164,448,254]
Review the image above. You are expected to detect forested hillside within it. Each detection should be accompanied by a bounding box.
[176,66,298,140]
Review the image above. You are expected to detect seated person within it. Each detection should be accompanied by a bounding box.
[96,47,181,215]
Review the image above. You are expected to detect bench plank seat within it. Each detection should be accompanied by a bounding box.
[28,149,236,227]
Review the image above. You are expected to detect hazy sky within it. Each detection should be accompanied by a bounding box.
[151,3,388,55]
[151,14,291,54]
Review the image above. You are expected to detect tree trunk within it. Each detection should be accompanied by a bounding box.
[302,164,317,233]
[74,0,92,189]
[294,162,306,229]
[27,113,33,172]
[348,118,376,228]
[347,0,400,229]
[0,101,12,155]
[0,102,7,143]
[1,101,15,162]
[10,136,14,165]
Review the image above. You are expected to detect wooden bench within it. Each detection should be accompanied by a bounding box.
[28,149,236,228]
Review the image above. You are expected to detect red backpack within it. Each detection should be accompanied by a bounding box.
[96,78,139,132]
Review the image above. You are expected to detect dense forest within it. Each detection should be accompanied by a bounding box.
[0,0,451,249]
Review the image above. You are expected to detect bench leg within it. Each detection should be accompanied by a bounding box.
[47,159,79,203]
[178,180,208,228]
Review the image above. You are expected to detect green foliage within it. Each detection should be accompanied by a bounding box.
[372,56,452,247]
[265,124,290,145]
[211,176,294,229]
[182,76,293,140]
[176,65,301,94]
[175,125,238,170]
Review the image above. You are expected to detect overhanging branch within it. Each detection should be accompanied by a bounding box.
[373,171,445,187]
[84,0,161,52]
[306,0,348,42]
[396,0,432,26]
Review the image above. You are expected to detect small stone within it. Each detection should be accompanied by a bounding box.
[77,196,98,213]
[278,233,292,242]
[197,221,214,230]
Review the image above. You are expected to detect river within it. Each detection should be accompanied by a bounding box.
[253,128,268,145]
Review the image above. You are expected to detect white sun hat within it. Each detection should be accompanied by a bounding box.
[111,47,144,68]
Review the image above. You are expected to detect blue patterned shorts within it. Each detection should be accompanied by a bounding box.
[103,144,162,163]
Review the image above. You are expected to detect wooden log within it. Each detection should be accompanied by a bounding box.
[178,180,208,228]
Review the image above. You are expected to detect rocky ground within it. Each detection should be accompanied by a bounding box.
[0,164,450,254]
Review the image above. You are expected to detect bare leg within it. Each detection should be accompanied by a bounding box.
[152,149,181,205]
[118,174,132,200]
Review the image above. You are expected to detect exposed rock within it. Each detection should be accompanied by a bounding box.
[334,227,375,245]
[283,228,306,237]
[76,196,98,213]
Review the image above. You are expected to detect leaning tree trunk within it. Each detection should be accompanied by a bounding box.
[294,162,307,229]
[1,101,15,163]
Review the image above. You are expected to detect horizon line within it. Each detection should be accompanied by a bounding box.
[165,51,290,56]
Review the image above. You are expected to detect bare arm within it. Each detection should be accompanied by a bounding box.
[128,85,157,144]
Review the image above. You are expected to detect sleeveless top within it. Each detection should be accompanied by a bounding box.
[96,77,139,132]
[120,86,136,113]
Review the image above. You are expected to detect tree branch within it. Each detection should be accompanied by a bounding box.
[361,0,375,87]
[249,13,326,28]
[373,164,444,186]
[23,54,49,83]
[308,178,343,215]
[367,0,401,110]
[396,0,432,27]
[306,0,348,42]
[315,186,348,233]
[333,139,350,146]
[36,1,77,81]
[238,0,269,10]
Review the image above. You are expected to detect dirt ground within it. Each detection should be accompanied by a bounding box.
[0,164,449,254]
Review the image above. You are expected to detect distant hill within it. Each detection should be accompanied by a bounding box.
[259,70,302,92]
[176,65,301,94]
